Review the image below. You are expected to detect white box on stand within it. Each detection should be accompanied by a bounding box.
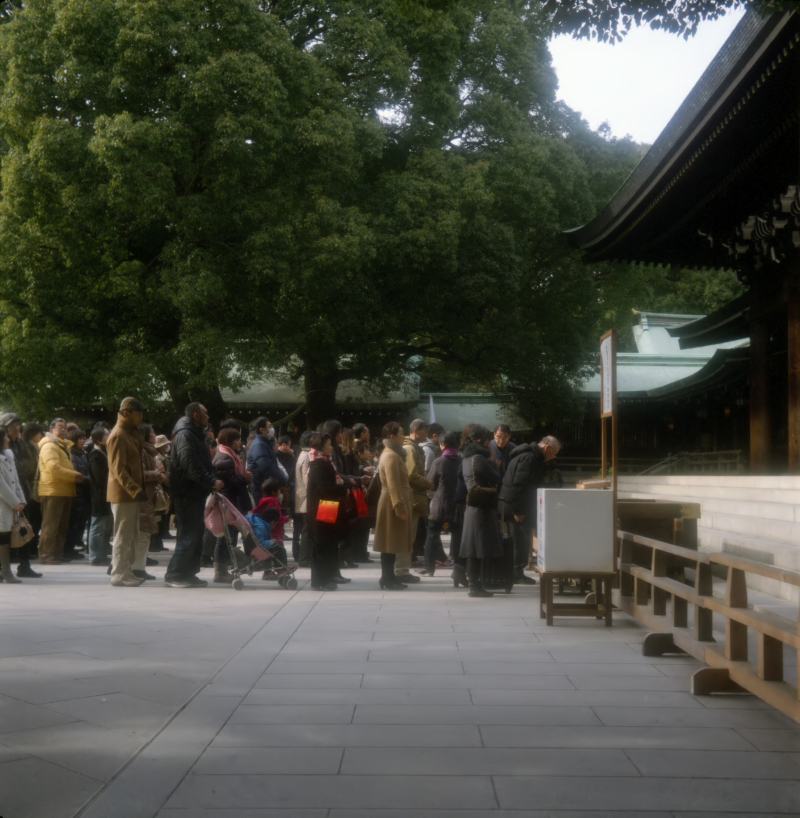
[536,489,614,573]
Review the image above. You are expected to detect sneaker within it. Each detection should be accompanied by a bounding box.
[131,569,156,581]
[111,577,145,587]
[186,575,208,588]
[165,576,192,588]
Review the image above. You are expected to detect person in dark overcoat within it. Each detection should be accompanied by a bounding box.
[306,432,359,591]
[421,430,461,577]
[460,425,501,598]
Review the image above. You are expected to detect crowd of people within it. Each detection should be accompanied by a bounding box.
[0,399,561,597]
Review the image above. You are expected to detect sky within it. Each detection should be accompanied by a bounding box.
[548,8,747,145]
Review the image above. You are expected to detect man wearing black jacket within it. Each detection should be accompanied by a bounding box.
[165,403,223,588]
[499,435,560,585]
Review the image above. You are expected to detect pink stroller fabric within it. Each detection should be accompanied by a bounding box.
[205,492,272,563]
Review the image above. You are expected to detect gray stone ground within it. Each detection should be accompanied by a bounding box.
[0,539,799,818]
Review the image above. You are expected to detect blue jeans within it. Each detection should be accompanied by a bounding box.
[88,514,113,560]
[166,497,205,581]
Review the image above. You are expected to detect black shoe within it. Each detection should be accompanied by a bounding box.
[418,568,435,576]
[332,575,351,584]
[200,556,213,568]
[311,581,338,591]
[341,560,359,569]
[145,557,158,567]
[131,569,156,581]
[515,573,537,585]
[107,565,112,576]
[452,566,469,588]
[187,575,208,587]
[91,558,111,567]
[165,576,191,588]
[63,552,86,562]
[396,573,420,583]
[379,578,407,590]
[17,564,42,578]
[161,533,175,540]
[468,586,494,598]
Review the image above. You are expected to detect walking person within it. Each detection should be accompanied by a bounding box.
[107,398,148,587]
[373,422,412,590]
[246,418,285,504]
[499,435,561,586]
[0,424,26,583]
[460,425,501,598]
[306,432,352,591]
[10,420,43,578]
[165,403,223,588]
[38,418,83,565]
[420,430,461,577]
[87,425,113,566]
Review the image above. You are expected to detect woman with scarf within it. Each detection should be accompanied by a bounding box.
[372,422,412,590]
[306,432,359,591]
[460,425,501,598]
[212,427,252,583]
[420,430,461,577]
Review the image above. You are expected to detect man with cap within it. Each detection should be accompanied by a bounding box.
[107,397,148,586]
[165,402,223,588]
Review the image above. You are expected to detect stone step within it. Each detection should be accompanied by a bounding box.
[619,480,800,507]
[701,510,800,547]
[621,489,798,523]
[619,475,800,490]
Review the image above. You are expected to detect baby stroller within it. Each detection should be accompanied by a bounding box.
[204,491,298,591]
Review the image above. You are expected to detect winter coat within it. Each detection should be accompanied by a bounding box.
[294,448,311,514]
[460,442,501,560]
[138,442,162,534]
[0,449,25,533]
[255,496,288,542]
[38,434,78,498]
[72,447,91,501]
[213,450,252,515]
[427,452,461,525]
[490,439,517,481]
[170,416,217,501]
[403,436,429,517]
[107,414,144,504]
[246,434,286,495]
[498,442,547,524]
[306,457,350,541]
[373,440,412,555]
[16,437,39,502]
[421,439,439,474]
[88,446,112,517]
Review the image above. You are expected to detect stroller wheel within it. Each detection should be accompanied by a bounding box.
[277,575,286,587]
[232,578,244,591]
[285,578,298,591]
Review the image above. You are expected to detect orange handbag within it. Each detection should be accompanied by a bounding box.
[316,500,340,524]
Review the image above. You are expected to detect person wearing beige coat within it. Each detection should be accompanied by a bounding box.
[372,423,412,590]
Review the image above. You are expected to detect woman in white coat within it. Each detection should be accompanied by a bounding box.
[0,424,26,583]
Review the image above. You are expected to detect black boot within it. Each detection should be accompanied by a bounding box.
[452,563,468,588]
[467,559,493,597]
[17,559,42,579]
[515,567,536,585]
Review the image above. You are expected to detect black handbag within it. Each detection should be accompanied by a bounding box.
[465,457,498,509]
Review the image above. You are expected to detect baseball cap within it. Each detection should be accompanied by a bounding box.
[120,397,146,413]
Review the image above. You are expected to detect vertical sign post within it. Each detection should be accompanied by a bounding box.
[600,330,618,569]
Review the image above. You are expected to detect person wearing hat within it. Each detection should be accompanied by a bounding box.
[150,435,172,552]
[106,397,148,586]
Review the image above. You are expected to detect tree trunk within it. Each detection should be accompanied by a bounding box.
[304,360,340,430]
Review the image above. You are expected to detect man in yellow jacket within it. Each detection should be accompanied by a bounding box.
[38,418,83,563]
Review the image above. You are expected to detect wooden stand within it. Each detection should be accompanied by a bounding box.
[536,569,615,626]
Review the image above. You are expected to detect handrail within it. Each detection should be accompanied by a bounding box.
[617,528,800,724]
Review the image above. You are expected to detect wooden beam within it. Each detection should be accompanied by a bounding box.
[749,312,771,474]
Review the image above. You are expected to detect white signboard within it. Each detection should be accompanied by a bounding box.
[600,334,613,416]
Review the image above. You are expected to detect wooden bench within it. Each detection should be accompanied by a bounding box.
[535,568,615,627]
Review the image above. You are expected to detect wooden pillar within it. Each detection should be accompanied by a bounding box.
[789,299,800,473]
[750,314,771,473]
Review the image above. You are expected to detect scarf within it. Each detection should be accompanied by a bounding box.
[442,448,459,457]
[217,444,244,477]
[308,447,344,485]
[383,438,405,458]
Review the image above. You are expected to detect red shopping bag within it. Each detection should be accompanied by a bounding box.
[316,500,340,524]
[352,488,369,518]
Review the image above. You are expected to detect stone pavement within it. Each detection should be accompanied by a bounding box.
[0,553,799,818]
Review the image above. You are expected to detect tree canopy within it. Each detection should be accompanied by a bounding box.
[0,0,713,428]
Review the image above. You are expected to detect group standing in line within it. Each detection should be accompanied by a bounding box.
[0,399,560,596]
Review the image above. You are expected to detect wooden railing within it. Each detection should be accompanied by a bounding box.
[617,530,800,724]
